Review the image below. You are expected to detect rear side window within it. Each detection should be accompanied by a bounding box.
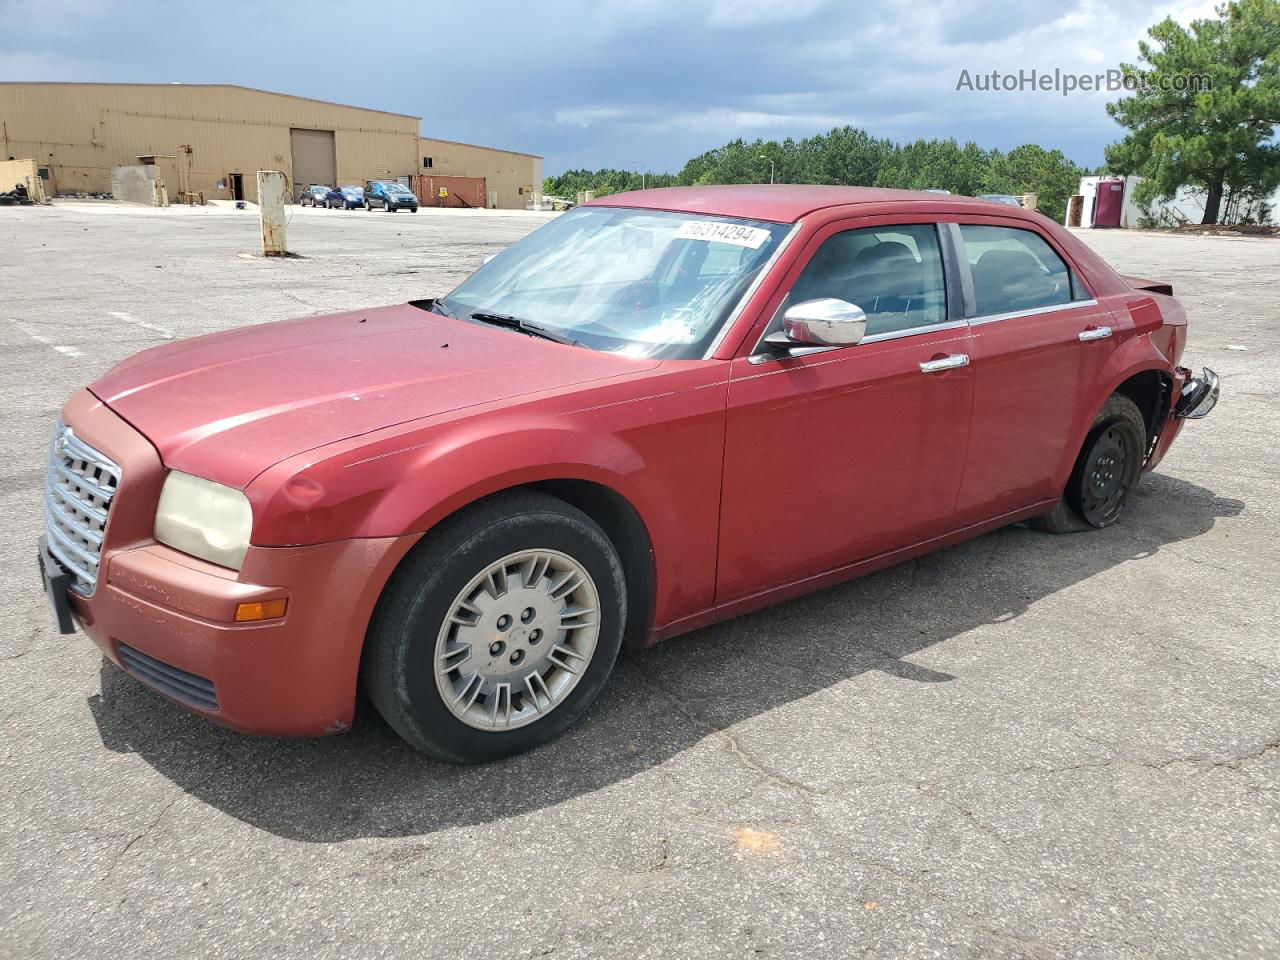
[789,224,948,337]
[960,225,1074,316]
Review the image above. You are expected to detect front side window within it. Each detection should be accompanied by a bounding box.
[788,224,948,337]
[960,225,1074,316]
[436,206,791,359]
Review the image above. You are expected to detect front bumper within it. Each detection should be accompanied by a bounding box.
[51,390,420,736]
[71,537,414,735]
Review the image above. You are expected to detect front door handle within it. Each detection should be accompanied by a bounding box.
[1079,326,1113,342]
[919,354,970,373]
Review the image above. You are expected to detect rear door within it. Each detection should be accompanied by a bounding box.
[716,219,975,601]
[950,221,1119,521]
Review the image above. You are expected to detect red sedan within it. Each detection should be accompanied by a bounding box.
[38,185,1219,761]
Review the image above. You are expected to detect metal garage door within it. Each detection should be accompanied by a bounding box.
[289,128,336,199]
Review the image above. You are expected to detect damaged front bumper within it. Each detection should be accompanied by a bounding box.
[1175,367,1220,420]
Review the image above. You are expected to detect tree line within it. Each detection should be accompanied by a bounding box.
[544,131,1086,224]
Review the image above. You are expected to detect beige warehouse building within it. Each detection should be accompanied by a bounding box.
[420,137,542,211]
[0,82,541,208]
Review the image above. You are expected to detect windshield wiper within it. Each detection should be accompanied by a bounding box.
[469,311,582,347]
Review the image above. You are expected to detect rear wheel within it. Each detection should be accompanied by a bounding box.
[363,491,627,762]
[1031,393,1145,533]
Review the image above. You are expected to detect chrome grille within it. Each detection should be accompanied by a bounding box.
[44,420,121,596]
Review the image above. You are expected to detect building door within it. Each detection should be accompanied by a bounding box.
[289,128,336,199]
[229,173,244,201]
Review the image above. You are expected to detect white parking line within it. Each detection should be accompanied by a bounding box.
[7,318,84,358]
[109,311,174,340]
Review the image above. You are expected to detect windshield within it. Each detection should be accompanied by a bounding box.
[342,186,363,195]
[435,207,791,359]
[386,184,412,195]
[311,186,328,194]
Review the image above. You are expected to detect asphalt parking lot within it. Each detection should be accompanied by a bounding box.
[1,201,1277,959]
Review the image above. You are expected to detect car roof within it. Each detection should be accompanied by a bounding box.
[586,184,1003,224]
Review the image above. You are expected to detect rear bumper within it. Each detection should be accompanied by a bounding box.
[54,389,420,737]
[1175,366,1220,420]
[1146,365,1219,471]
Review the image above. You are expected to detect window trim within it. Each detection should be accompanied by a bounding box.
[967,299,1100,327]
[955,221,1093,320]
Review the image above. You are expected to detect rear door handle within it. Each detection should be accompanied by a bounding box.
[919,354,970,373]
[1079,326,1113,342]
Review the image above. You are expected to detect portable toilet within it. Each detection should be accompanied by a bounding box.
[1093,178,1125,228]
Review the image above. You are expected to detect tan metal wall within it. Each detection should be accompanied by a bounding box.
[419,138,543,209]
[0,83,420,202]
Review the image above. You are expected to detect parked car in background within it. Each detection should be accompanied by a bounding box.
[326,185,365,209]
[38,185,1218,762]
[300,184,331,207]
[977,193,1023,207]
[365,180,418,212]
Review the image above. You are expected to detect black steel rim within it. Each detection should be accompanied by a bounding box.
[1079,424,1137,526]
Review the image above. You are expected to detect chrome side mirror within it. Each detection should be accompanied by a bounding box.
[781,298,867,346]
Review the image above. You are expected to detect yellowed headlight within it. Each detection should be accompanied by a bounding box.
[154,471,252,570]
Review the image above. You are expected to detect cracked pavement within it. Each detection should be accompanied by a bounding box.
[1,203,1277,959]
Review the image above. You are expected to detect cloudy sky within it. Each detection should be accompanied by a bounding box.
[2,0,1217,174]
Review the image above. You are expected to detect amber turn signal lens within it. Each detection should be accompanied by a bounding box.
[234,598,288,622]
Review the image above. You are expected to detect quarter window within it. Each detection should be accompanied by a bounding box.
[960,225,1076,316]
[788,224,948,337]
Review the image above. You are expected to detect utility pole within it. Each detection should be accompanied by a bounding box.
[758,155,775,184]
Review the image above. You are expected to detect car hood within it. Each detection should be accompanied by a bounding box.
[91,303,660,489]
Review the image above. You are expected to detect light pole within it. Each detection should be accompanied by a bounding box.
[758,155,775,184]
[632,162,646,190]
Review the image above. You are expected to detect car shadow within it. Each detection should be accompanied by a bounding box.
[87,473,1243,842]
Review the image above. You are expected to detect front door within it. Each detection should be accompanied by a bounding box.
[716,220,975,602]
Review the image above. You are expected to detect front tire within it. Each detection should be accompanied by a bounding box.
[363,491,627,762]
[1031,393,1145,533]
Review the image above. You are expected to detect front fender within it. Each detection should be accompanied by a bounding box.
[248,417,659,544]
[243,367,730,625]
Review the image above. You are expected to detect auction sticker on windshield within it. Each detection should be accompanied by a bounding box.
[675,221,771,249]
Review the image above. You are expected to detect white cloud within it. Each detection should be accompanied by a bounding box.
[705,0,826,27]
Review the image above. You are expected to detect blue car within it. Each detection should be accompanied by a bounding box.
[364,180,418,213]
[325,185,365,209]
